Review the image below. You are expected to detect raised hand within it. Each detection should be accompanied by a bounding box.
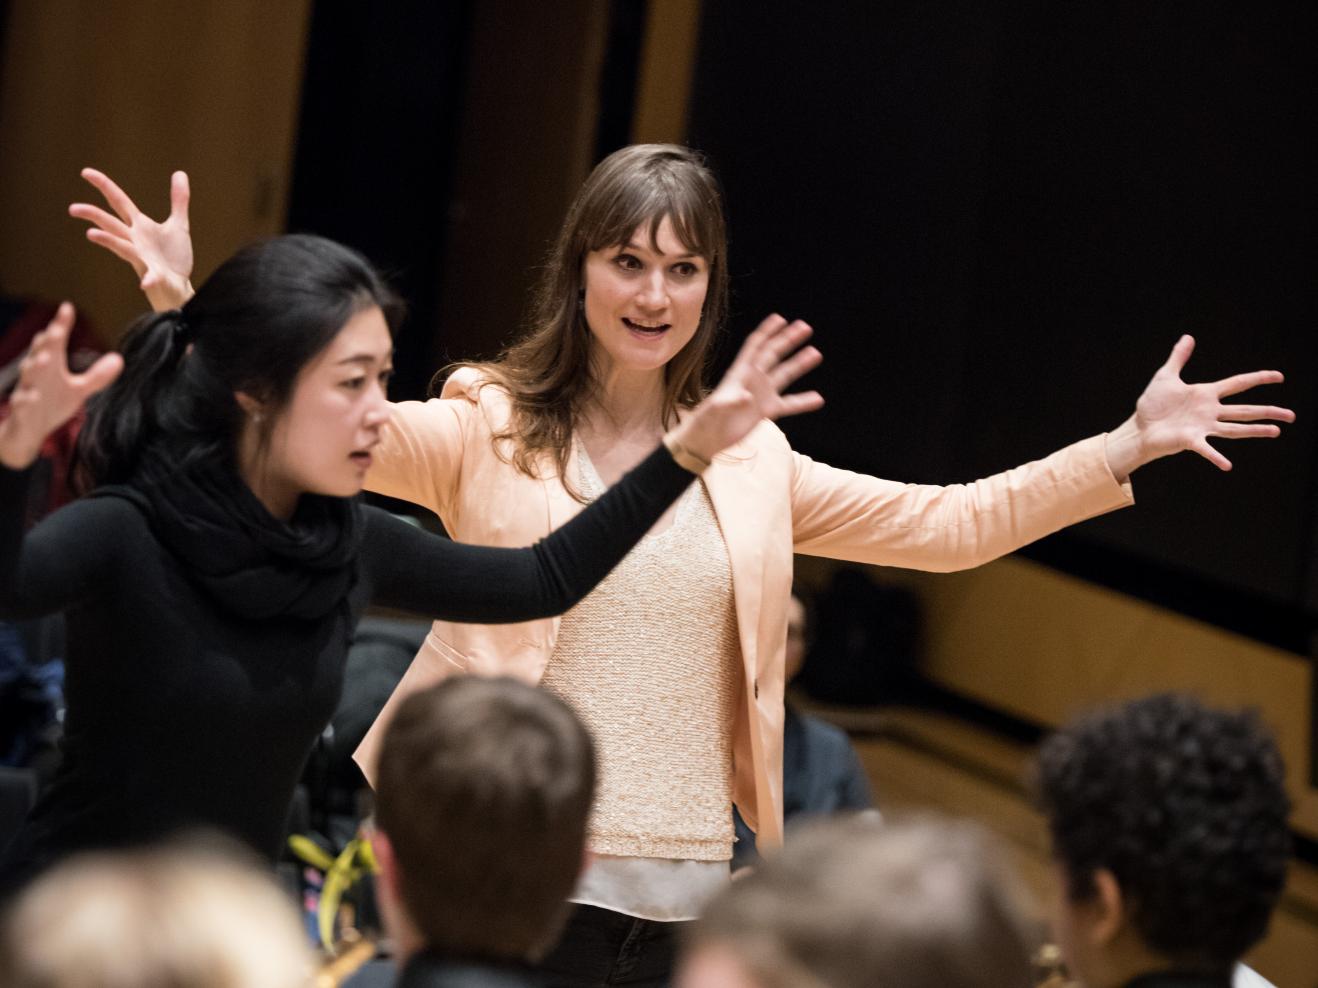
[69,168,195,312]
[1104,335,1293,480]
[668,314,823,464]
[0,304,124,470]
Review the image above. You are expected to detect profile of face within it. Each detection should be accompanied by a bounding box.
[244,305,393,511]
[1047,861,1122,988]
[676,942,764,988]
[581,215,710,376]
[784,594,808,683]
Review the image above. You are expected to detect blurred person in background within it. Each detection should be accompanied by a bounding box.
[1033,693,1291,988]
[680,815,1038,988]
[732,584,873,869]
[0,839,315,988]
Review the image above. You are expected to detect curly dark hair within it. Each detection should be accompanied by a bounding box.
[1033,692,1291,970]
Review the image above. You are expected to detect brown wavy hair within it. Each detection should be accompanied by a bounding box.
[444,144,730,500]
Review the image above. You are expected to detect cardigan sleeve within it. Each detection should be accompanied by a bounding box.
[789,434,1134,571]
[362,396,470,518]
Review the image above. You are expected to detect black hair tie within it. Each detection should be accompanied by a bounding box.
[171,310,193,345]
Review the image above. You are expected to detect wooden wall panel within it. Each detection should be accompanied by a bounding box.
[0,0,311,340]
[631,0,702,146]
[430,2,609,366]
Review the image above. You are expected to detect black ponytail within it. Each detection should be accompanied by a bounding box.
[75,234,403,492]
[74,309,192,488]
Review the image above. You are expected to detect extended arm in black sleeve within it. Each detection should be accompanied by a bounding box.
[362,444,695,623]
[0,466,122,619]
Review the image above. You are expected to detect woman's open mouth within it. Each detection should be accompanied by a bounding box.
[349,451,373,470]
[623,317,670,338]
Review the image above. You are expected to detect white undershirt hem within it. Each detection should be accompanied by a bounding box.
[569,854,731,922]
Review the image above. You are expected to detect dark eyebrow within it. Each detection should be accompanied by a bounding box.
[335,353,392,367]
[620,241,702,261]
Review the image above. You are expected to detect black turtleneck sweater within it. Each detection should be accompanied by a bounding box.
[0,446,692,894]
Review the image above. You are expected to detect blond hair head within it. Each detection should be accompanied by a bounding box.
[1,842,314,988]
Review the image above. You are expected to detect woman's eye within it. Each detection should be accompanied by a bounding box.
[342,377,366,390]
[614,253,642,271]
[672,262,701,277]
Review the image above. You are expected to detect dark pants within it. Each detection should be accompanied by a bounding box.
[536,904,690,988]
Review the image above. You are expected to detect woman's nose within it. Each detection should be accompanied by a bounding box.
[364,388,392,427]
[636,271,669,309]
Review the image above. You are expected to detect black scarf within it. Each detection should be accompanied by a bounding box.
[92,445,362,621]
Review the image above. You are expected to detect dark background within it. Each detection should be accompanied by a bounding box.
[285,2,1315,650]
[685,1,1316,649]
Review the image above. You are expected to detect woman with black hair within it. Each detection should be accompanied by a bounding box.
[0,233,822,894]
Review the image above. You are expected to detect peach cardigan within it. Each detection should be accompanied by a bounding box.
[354,369,1133,848]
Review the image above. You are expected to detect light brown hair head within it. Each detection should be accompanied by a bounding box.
[687,816,1039,988]
[453,143,730,499]
[374,676,597,962]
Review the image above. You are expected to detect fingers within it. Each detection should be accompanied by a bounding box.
[23,302,74,366]
[45,301,77,341]
[774,390,825,419]
[80,167,139,224]
[69,202,133,240]
[757,320,814,371]
[769,345,822,391]
[75,352,125,397]
[730,313,787,370]
[85,228,145,269]
[1217,403,1295,423]
[170,171,191,225]
[1159,334,1195,376]
[1215,369,1284,398]
[1192,438,1232,471]
[1213,422,1282,440]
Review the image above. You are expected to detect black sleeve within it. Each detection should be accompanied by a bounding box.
[361,444,695,623]
[0,466,122,619]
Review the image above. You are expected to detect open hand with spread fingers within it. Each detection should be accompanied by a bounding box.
[666,313,824,466]
[0,304,125,470]
[69,168,196,312]
[1104,335,1294,482]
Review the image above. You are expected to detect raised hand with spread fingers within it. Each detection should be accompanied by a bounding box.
[0,303,124,470]
[1104,335,1293,481]
[69,168,195,311]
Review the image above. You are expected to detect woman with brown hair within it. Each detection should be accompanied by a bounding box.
[75,144,1291,984]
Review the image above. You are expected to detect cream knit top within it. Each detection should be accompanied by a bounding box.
[540,445,741,862]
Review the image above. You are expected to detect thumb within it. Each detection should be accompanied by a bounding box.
[1159,335,1195,377]
[170,170,191,225]
[76,352,125,398]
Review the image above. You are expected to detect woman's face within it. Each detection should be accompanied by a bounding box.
[581,214,710,376]
[257,305,393,507]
